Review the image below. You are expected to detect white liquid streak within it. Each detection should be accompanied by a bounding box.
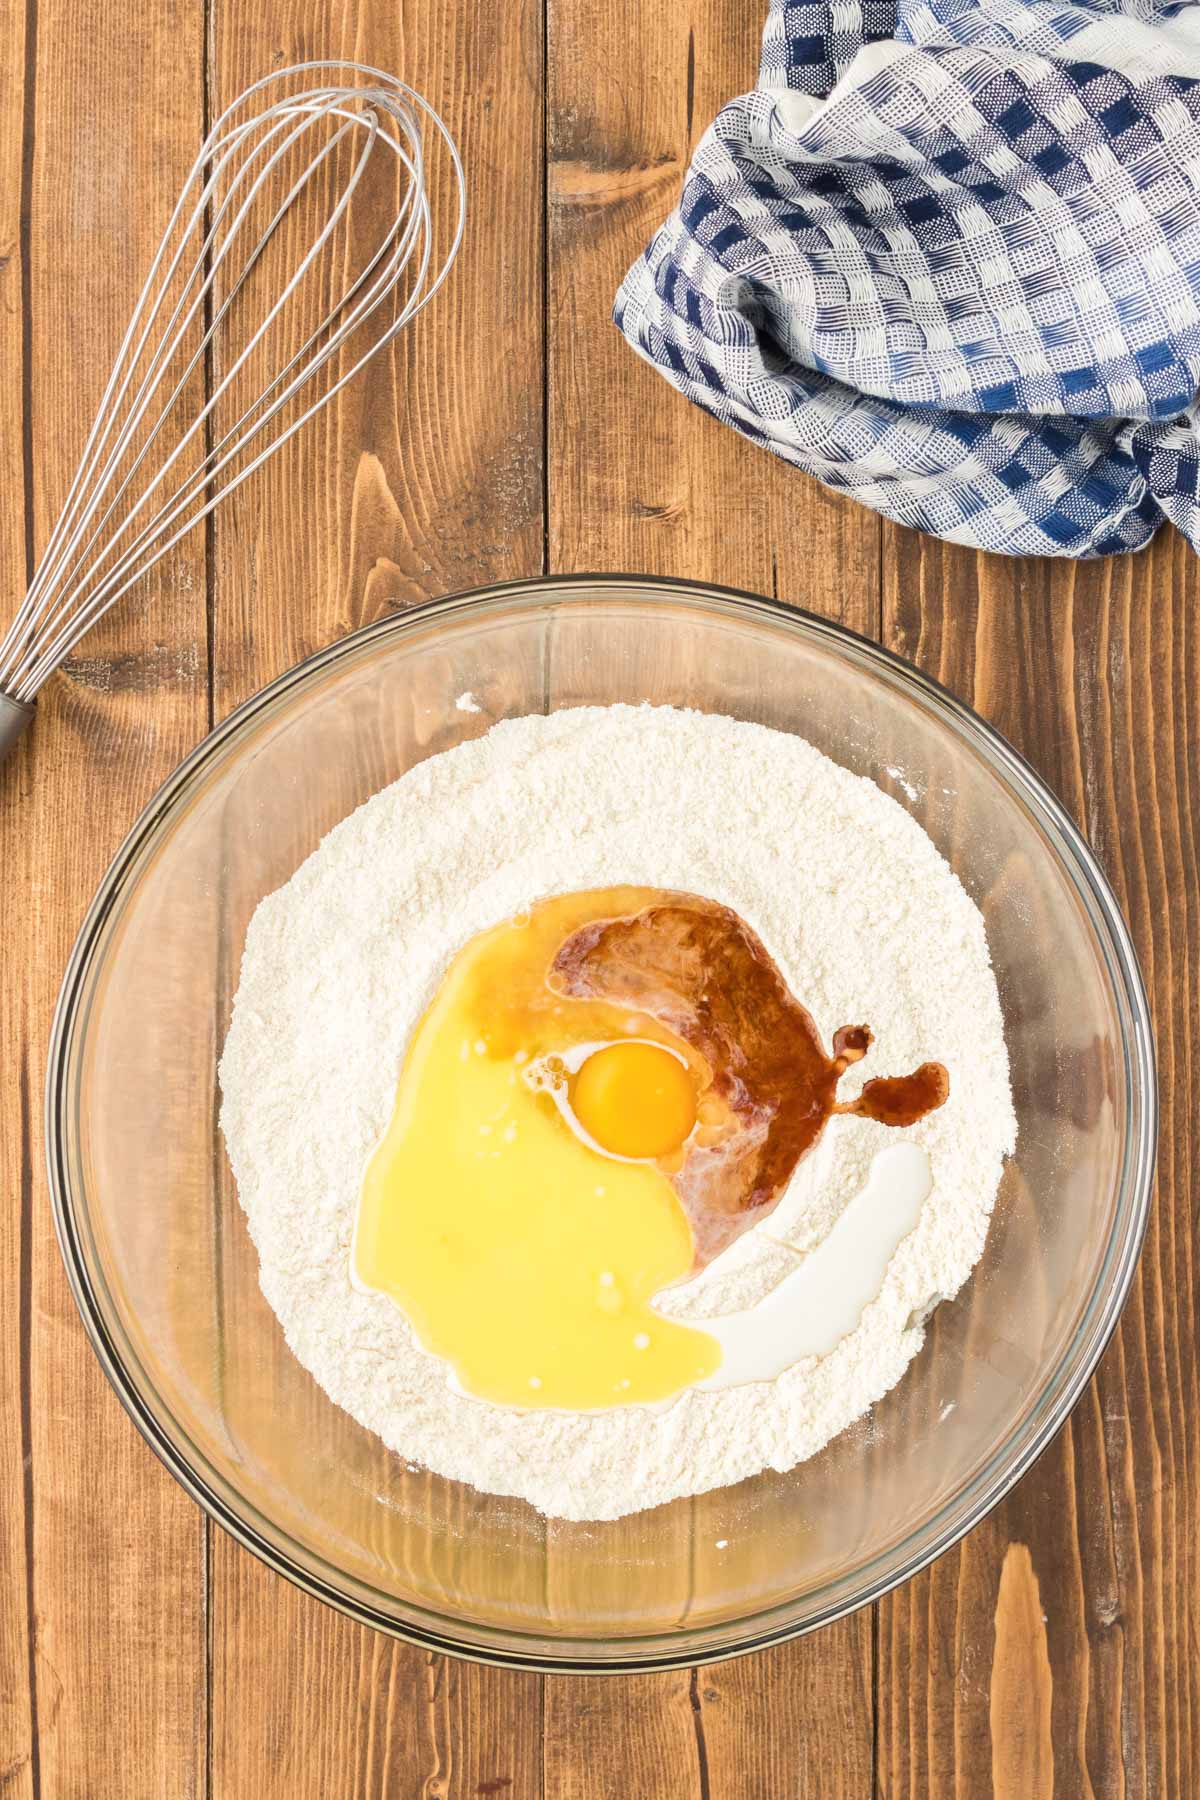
[683,1141,933,1390]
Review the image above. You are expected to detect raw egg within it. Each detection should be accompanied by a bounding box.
[571,1041,696,1160]
[353,886,949,1411]
[352,889,721,1410]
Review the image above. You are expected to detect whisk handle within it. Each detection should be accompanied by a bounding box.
[0,690,34,767]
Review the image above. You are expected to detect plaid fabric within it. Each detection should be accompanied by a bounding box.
[615,0,1200,557]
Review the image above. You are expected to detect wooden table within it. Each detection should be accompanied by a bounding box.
[1,0,1196,1792]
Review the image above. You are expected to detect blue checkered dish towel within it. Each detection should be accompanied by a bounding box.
[615,0,1200,557]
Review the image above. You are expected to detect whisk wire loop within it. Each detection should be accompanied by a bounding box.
[10,114,366,675]
[0,62,465,717]
[7,103,342,666]
[36,114,379,645]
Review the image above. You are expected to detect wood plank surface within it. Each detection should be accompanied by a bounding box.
[0,0,210,1795]
[877,535,1200,1800]
[0,0,1197,1794]
[0,0,34,1789]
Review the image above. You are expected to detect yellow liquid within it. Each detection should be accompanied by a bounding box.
[352,892,722,1410]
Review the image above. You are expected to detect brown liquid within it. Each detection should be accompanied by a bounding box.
[551,891,948,1272]
[839,1062,950,1128]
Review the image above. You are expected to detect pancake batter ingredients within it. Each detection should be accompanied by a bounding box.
[352,886,948,1410]
[351,890,721,1411]
[220,704,1016,1521]
[548,890,948,1271]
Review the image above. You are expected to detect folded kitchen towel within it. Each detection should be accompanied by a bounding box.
[615,0,1200,557]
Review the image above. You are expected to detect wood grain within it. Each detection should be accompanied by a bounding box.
[0,0,33,1788]
[0,0,212,1795]
[990,1544,1054,1799]
[2,0,1199,1790]
[878,531,1200,1799]
[547,0,880,623]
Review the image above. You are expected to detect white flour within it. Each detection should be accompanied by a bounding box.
[219,705,1016,1520]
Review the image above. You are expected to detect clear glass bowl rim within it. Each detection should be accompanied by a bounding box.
[45,573,1157,1672]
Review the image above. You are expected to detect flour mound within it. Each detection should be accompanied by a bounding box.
[219,705,1015,1521]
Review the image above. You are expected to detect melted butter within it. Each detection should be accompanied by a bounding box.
[352,886,949,1413]
[352,892,721,1410]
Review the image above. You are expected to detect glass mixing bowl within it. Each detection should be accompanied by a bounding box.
[47,576,1155,1670]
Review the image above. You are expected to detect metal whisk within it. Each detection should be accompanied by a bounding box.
[0,61,465,764]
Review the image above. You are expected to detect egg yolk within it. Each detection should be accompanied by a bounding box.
[352,889,721,1411]
[572,1042,696,1159]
